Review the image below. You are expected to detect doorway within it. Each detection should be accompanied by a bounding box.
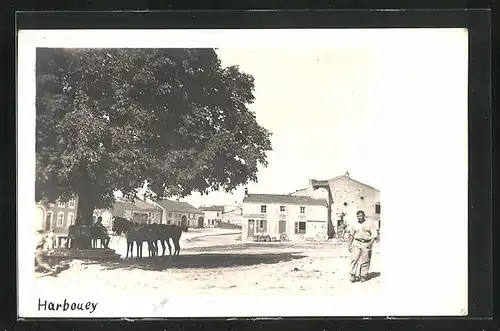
[278,220,287,234]
[247,220,255,237]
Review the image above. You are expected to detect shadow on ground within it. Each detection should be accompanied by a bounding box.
[184,241,344,252]
[82,252,307,271]
[367,272,381,281]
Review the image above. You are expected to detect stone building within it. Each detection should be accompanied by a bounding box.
[155,199,204,228]
[93,196,163,229]
[290,171,381,233]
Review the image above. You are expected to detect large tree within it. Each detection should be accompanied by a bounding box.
[36,48,272,230]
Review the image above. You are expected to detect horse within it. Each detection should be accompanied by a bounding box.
[112,216,133,235]
[125,224,157,259]
[153,223,188,257]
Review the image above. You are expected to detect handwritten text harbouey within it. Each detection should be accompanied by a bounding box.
[38,298,98,313]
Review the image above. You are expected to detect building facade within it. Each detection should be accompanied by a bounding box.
[35,196,79,233]
[221,204,243,226]
[199,205,224,227]
[155,199,204,228]
[241,192,328,242]
[93,197,163,229]
[290,172,381,232]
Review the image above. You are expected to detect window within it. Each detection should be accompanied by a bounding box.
[375,203,381,214]
[68,198,76,208]
[280,206,286,212]
[256,220,267,233]
[67,212,75,226]
[175,213,181,220]
[300,206,305,214]
[216,212,220,217]
[58,200,65,208]
[343,202,348,206]
[260,205,267,213]
[360,196,364,200]
[57,212,65,227]
[294,221,306,234]
[168,212,172,217]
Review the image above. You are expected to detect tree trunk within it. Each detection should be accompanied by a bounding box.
[72,191,96,249]
[75,192,95,226]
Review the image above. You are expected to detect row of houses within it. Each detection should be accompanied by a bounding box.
[35,172,380,242]
[35,195,207,233]
[240,172,381,242]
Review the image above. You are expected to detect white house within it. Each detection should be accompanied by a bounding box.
[199,205,224,227]
[241,190,328,242]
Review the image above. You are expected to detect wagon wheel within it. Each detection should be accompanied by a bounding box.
[279,233,288,242]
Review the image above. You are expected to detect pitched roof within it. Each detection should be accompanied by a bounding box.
[114,197,162,211]
[133,198,163,211]
[155,199,203,214]
[114,198,140,210]
[199,205,225,212]
[243,194,328,207]
[288,188,308,195]
[326,175,379,191]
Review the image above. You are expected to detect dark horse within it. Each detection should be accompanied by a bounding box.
[125,224,157,259]
[152,223,189,257]
[112,216,134,235]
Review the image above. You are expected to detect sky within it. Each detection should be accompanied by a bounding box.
[170,46,386,208]
[22,28,467,210]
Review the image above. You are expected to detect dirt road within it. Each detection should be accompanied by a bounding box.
[35,232,381,298]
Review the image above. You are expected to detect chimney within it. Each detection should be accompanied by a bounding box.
[244,187,248,197]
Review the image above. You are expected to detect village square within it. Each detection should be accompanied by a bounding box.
[32,47,382,298]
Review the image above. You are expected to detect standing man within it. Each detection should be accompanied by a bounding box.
[347,210,378,283]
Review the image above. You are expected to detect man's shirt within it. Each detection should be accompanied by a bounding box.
[348,220,378,242]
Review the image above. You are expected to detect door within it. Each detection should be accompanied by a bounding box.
[247,220,255,237]
[278,220,286,234]
[197,217,204,228]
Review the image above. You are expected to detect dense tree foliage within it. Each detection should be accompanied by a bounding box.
[36,48,272,225]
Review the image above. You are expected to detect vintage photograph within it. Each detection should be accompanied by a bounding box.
[18,29,468,317]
